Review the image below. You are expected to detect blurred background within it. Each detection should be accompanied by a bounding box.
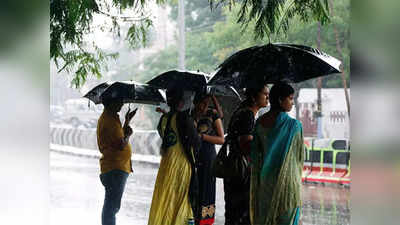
[0,0,49,224]
[351,0,400,224]
[1,0,400,224]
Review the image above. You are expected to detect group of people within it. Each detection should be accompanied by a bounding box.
[96,81,305,225]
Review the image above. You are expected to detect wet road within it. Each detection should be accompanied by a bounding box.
[50,152,350,225]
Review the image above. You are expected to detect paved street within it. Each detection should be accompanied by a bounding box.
[50,151,350,225]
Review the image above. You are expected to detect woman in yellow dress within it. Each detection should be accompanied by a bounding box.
[148,87,201,225]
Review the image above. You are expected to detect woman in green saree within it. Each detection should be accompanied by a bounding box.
[250,82,304,225]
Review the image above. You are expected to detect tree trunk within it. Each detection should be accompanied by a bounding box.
[329,0,350,117]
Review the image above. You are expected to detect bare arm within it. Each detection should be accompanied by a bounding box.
[156,107,167,114]
[123,108,138,128]
[202,118,225,145]
[115,108,136,150]
[211,95,223,119]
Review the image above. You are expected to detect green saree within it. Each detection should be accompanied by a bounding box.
[250,112,304,225]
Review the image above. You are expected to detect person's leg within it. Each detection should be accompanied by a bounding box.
[197,147,217,225]
[224,178,238,225]
[237,175,251,225]
[100,171,113,225]
[237,191,250,225]
[224,175,251,225]
[196,159,206,225]
[100,170,129,225]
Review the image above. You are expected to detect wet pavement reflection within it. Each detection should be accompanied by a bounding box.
[50,152,350,225]
[302,184,350,225]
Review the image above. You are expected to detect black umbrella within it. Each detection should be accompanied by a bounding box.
[207,85,241,99]
[208,43,341,89]
[211,95,242,133]
[83,82,112,104]
[83,81,166,105]
[204,85,242,132]
[147,70,210,92]
[147,70,241,99]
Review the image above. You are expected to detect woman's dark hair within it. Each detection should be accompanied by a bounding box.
[193,91,210,105]
[239,83,267,108]
[102,98,122,109]
[269,82,295,110]
[166,87,184,110]
[102,99,113,109]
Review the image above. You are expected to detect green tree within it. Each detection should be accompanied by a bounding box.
[210,0,331,41]
[121,0,349,122]
[136,0,349,88]
[282,0,350,87]
[130,6,260,82]
[50,0,164,88]
[51,0,336,88]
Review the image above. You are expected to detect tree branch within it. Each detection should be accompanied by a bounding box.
[274,0,296,39]
[96,9,151,22]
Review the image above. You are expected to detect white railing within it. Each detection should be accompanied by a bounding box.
[50,125,162,156]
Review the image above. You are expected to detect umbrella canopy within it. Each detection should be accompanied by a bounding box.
[208,43,341,89]
[146,70,210,92]
[212,95,243,133]
[83,81,166,105]
[206,85,241,99]
[82,82,112,104]
[147,70,241,99]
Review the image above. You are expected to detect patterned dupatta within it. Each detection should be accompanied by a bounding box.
[251,111,303,225]
[260,112,300,178]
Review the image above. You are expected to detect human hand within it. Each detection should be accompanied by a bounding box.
[125,108,138,124]
[156,107,166,114]
[123,125,133,137]
[212,95,220,105]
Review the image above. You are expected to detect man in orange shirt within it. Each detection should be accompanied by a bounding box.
[97,99,137,225]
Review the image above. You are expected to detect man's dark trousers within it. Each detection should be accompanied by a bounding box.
[100,169,129,225]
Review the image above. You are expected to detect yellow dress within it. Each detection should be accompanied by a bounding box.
[148,114,194,225]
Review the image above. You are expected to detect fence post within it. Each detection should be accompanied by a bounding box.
[332,150,337,175]
[320,149,324,173]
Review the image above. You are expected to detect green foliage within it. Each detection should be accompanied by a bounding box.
[135,0,349,88]
[141,46,179,80]
[203,7,264,63]
[51,0,343,89]
[50,0,165,88]
[110,0,348,125]
[280,0,350,87]
[61,46,119,88]
[135,6,256,81]
[209,0,331,41]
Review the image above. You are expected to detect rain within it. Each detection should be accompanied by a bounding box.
[49,1,350,225]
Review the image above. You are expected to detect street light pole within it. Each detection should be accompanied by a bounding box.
[316,22,323,138]
[178,0,185,70]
